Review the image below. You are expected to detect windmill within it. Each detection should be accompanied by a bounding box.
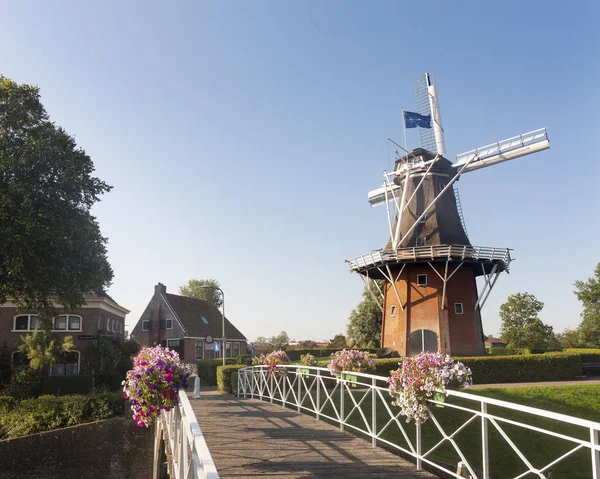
[346,72,550,356]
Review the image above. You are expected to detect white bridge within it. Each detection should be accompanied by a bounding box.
[238,365,600,479]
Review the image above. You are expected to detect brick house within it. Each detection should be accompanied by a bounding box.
[0,290,130,376]
[130,283,247,363]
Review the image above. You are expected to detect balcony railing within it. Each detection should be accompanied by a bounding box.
[347,245,511,272]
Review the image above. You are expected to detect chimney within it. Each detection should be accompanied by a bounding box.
[155,283,167,296]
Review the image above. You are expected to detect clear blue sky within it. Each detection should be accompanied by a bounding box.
[1,1,598,341]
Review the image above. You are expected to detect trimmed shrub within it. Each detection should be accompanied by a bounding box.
[563,348,600,363]
[2,368,42,400]
[41,376,93,395]
[216,365,246,394]
[486,348,528,356]
[454,353,582,384]
[373,358,403,378]
[197,358,239,386]
[0,395,16,413]
[0,390,124,440]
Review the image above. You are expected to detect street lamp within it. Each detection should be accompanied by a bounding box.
[200,285,226,366]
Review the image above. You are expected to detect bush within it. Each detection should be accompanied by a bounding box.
[454,353,582,384]
[216,365,247,394]
[373,358,403,377]
[2,368,41,400]
[0,395,16,413]
[563,348,600,363]
[486,348,529,356]
[197,358,239,386]
[41,375,93,395]
[0,390,123,440]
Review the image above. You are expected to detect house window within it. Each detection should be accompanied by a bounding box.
[167,339,180,348]
[165,318,173,329]
[195,340,204,360]
[390,305,397,316]
[68,316,81,331]
[201,315,209,325]
[417,274,427,286]
[51,351,79,376]
[13,315,40,331]
[234,342,240,357]
[54,316,67,330]
[416,237,426,247]
[142,320,151,331]
[455,303,464,315]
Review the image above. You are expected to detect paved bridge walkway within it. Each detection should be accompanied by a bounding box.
[188,389,434,479]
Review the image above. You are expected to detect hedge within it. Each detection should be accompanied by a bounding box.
[216,365,247,394]
[371,353,585,384]
[0,390,124,440]
[285,348,378,361]
[41,376,94,396]
[197,358,239,386]
[486,348,528,356]
[563,348,600,363]
[454,353,582,384]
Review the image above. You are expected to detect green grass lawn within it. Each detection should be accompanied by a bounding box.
[262,377,600,479]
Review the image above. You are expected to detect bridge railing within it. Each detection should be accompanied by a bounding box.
[238,365,600,479]
[163,389,220,479]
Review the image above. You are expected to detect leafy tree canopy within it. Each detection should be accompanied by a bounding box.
[299,340,317,348]
[252,331,290,351]
[573,262,600,347]
[178,279,222,310]
[346,282,382,349]
[330,334,348,349]
[0,75,113,320]
[499,292,555,349]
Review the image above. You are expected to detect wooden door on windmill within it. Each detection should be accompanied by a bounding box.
[409,329,438,355]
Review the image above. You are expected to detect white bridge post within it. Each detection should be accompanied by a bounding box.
[193,376,201,399]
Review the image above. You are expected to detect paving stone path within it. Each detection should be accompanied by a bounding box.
[189,389,435,479]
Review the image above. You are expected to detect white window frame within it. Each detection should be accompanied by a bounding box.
[390,305,397,316]
[455,303,464,315]
[12,314,40,332]
[416,237,426,246]
[52,315,82,332]
[165,318,173,329]
[417,274,427,286]
[142,320,151,331]
[51,350,80,376]
[195,340,204,360]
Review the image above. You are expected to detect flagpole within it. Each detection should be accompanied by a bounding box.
[402,109,407,152]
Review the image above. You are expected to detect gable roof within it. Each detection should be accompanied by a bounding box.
[163,293,247,340]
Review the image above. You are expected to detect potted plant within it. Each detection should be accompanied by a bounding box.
[327,349,375,386]
[122,346,193,427]
[299,353,317,376]
[256,350,290,376]
[387,351,472,424]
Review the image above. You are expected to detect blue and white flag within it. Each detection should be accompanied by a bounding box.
[403,110,432,129]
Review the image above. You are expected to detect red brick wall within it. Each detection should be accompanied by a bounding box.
[382,263,485,356]
[0,305,126,369]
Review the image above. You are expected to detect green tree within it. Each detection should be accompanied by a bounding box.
[574,263,600,347]
[18,329,74,375]
[0,75,113,322]
[346,282,383,349]
[254,336,269,345]
[179,279,223,309]
[499,293,555,349]
[268,331,290,350]
[330,334,348,348]
[556,328,583,348]
[299,340,317,348]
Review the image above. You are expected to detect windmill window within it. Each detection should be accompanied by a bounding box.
[201,316,209,325]
[417,274,427,286]
[142,320,151,331]
[439,182,446,192]
[416,237,426,246]
[418,214,426,224]
[165,318,173,329]
[390,305,397,316]
[455,303,464,315]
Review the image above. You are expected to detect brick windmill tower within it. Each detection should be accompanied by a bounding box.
[347,73,550,356]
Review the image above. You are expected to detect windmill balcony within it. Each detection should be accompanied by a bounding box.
[347,244,512,275]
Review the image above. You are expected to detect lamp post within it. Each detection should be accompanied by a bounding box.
[200,285,226,366]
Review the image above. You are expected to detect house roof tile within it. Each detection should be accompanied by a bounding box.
[164,293,247,341]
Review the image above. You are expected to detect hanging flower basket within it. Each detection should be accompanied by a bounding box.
[328,349,375,388]
[387,351,472,424]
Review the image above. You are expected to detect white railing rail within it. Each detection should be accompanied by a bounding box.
[163,390,220,479]
[347,245,512,271]
[237,365,600,479]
